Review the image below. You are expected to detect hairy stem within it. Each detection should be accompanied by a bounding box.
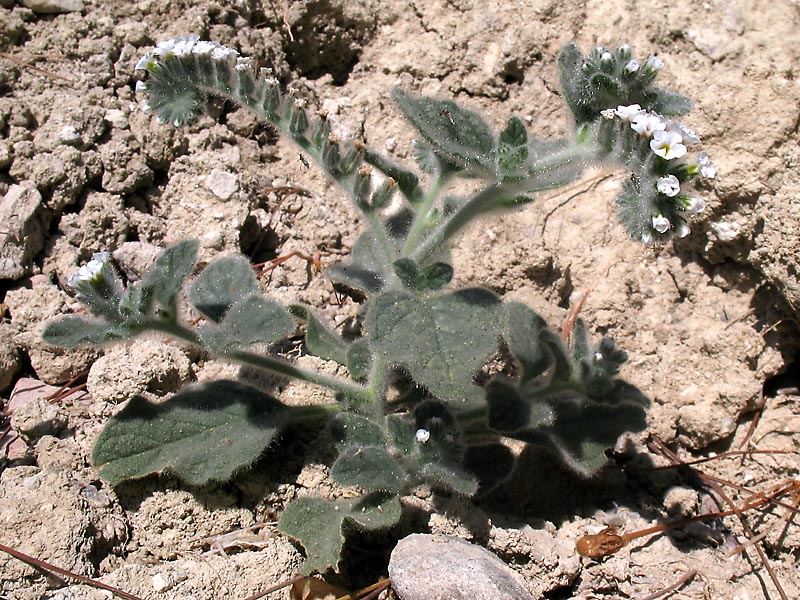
[146,320,371,402]
[401,170,450,256]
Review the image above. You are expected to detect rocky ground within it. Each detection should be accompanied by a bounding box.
[1,0,799,598]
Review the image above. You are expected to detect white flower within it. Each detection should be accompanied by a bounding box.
[645,55,664,70]
[601,51,613,64]
[593,351,604,362]
[676,223,691,238]
[687,197,706,213]
[615,104,643,123]
[601,108,616,120]
[625,59,640,73]
[415,429,430,444]
[211,45,238,60]
[666,120,701,145]
[697,151,716,178]
[68,252,111,288]
[235,57,253,71]
[641,231,653,244]
[135,53,153,71]
[652,214,671,234]
[650,130,687,159]
[153,35,200,58]
[657,174,681,197]
[191,40,217,55]
[135,80,147,93]
[631,112,666,138]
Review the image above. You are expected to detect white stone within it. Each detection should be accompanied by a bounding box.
[20,0,84,13]
[205,168,239,201]
[389,534,535,600]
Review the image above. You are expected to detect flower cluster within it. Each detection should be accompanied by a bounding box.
[605,103,715,242]
[67,252,111,288]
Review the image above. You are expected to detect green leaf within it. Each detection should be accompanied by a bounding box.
[367,288,502,403]
[346,340,372,381]
[486,378,554,434]
[498,116,528,176]
[393,258,420,289]
[43,316,121,347]
[417,262,453,291]
[347,491,402,531]
[387,413,417,456]
[363,148,423,204]
[463,444,515,492]
[331,446,407,494]
[329,413,385,450]
[558,43,594,123]
[140,240,199,309]
[392,89,496,174]
[279,492,403,574]
[289,305,350,365]
[279,496,346,574]
[417,461,478,496]
[92,380,289,485]
[504,302,551,384]
[326,231,387,295]
[189,255,260,322]
[646,87,692,116]
[200,295,295,352]
[541,397,648,475]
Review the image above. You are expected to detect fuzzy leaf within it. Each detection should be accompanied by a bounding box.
[417,461,478,496]
[279,497,346,574]
[93,381,288,485]
[536,396,648,475]
[392,89,496,174]
[393,258,420,289]
[363,148,423,203]
[417,262,453,291]
[463,444,515,492]
[43,316,122,347]
[200,295,295,352]
[189,255,260,322]
[331,446,407,494]
[326,263,383,295]
[347,492,402,531]
[367,289,502,403]
[279,492,402,575]
[486,378,554,434]
[289,305,349,365]
[387,414,417,456]
[646,87,692,116]
[329,413,385,450]
[140,240,199,309]
[346,340,372,381]
[498,116,529,176]
[504,302,551,383]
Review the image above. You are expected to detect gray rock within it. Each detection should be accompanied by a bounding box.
[8,378,68,440]
[19,0,84,14]
[0,323,21,393]
[389,534,535,600]
[0,184,50,280]
[205,167,239,201]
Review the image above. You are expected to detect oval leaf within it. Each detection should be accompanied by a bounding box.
[331,446,407,494]
[189,255,260,322]
[367,288,502,403]
[93,380,289,485]
[200,295,294,352]
[43,316,121,347]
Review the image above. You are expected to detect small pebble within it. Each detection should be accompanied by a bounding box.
[205,168,239,201]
